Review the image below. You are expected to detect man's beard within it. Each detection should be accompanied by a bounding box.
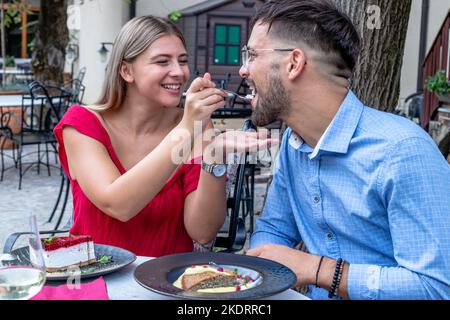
[251,67,290,127]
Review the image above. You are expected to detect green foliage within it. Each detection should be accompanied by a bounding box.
[2,0,31,28]
[425,70,450,95]
[168,10,182,23]
[4,55,15,67]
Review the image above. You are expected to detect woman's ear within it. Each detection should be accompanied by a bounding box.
[119,61,134,83]
[287,49,307,81]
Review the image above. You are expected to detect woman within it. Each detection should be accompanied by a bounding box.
[54,16,273,257]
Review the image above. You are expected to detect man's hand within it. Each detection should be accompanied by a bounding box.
[246,244,320,287]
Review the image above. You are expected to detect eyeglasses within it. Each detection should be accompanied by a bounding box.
[241,45,296,68]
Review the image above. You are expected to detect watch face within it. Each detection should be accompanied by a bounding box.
[213,164,227,177]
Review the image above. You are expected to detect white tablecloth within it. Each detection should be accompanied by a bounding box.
[105,256,310,300]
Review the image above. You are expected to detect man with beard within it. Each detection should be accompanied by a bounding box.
[245,0,450,299]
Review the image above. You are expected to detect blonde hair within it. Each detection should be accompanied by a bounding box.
[91,16,186,111]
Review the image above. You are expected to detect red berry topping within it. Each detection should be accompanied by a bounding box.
[42,235,92,251]
[217,267,224,272]
[235,286,241,291]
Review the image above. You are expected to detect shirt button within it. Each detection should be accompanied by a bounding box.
[313,196,320,204]
[327,233,334,240]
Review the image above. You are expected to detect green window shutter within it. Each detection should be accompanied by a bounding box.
[228,26,240,44]
[227,46,240,65]
[214,45,226,64]
[215,25,227,43]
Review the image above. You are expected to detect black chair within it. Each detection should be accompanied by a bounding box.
[0,111,18,181]
[212,73,231,89]
[46,172,71,231]
[76,66,86,84]
[5,81,71,189]
[214,119,256,253]
[63,78,86,105]
[212,77,252,119]
[3,229,70,255]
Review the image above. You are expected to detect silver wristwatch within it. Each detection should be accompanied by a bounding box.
[201,162,227,177]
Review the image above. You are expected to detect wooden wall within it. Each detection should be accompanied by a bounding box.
[179,0,263,92]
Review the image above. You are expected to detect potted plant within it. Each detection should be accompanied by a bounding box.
[4,55,15,68]
[425,70,450,104]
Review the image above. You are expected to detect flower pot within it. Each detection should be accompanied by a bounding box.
[437,93,450,105]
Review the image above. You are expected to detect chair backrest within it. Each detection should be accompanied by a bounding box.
[77,67,86,83]
[231,78,251,108]
[64,78,85,104]
[212,73,231,89]
[214,119,256,252]
[20,81,71,139]
[211,78,252,119]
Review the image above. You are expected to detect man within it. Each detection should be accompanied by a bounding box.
[244,0,450,299]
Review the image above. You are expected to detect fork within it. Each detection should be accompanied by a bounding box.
[182,91,253,102]
[221,89,254,102]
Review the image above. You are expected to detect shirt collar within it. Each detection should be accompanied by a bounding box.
[288,90,364,158]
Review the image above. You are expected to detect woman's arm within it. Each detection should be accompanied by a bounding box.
[63,76,227,222]
[183,121,279,245]
[183,121,227,245]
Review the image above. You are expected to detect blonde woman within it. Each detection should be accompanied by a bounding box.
[53,16,274,257]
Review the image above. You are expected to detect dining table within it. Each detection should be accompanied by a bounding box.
[98,256,310,300]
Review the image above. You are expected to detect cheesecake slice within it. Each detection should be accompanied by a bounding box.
[33,235,96,272]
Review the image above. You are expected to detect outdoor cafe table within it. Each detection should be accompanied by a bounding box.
[0,94,27,107]
[104,256,310,300]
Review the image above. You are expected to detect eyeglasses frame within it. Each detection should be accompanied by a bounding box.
[241,45,298,68]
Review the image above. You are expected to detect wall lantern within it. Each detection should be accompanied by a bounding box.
[98,42,114,63]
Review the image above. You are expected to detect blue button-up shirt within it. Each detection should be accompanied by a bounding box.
[250,90,450,300]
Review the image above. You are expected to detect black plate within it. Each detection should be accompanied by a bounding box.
[134,252,296,300]
[11,244,136,281]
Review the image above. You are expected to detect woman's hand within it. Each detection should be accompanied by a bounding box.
[203,130,279,164]
[180,73,227,134]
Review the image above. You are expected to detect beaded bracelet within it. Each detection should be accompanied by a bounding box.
[328,258,345,298]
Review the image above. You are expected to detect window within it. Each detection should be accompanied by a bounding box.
[214,24,241,65]
[1,1,40,58]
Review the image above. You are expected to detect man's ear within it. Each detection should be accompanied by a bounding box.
[119,61,134,83]
[286,49,307,81]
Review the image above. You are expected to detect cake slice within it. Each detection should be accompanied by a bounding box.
[173,265,255,292]
[32,235,96,272]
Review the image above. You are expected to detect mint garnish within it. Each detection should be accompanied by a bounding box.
[44,236,56,245]
[97,255,112,264]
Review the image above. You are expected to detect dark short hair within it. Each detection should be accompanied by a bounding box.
[251,0,361,72]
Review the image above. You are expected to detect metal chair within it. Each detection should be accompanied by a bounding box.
[212,77,252,119]
[214,119,256,253]
[63,78,86,105]
[6,81,71,189]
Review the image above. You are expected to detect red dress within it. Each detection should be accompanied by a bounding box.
[53,105,200,257]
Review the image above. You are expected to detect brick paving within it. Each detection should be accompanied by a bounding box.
[0,145,269,252]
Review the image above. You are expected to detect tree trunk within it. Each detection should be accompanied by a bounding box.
[334,0,412,112]
[31,0,69,84]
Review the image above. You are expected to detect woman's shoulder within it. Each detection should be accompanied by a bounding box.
[55,105,108,143]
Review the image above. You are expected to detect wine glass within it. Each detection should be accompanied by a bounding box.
[0,214,46,300]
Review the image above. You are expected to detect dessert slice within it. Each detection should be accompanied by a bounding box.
[32,235,96,272]
[173,265,256,292]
